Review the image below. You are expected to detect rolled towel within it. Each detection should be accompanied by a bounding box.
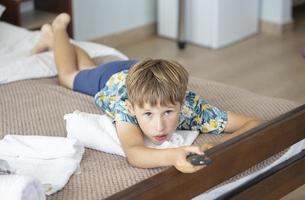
[0,159,12,175]
[0,135,82,159]
[64,111,199,157]
[0,174,45,200]
[65,111,125,156]
[0,135,85,195]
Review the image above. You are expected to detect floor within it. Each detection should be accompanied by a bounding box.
[117,13,305,104]
[114,6,305,200]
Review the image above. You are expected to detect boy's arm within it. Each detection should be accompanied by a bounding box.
[116,121,204,173]
[222,111,262,141]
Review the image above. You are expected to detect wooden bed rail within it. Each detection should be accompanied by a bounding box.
[106,104,305,200]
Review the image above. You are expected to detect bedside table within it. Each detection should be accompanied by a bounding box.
[0,0,73,37]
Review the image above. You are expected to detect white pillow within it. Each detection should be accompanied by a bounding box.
[0,4,6,18]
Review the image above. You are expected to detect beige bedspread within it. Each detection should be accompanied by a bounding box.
[0,77,299,199]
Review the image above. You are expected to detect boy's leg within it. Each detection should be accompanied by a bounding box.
[33,26,96,68]
[73,45,96,70]
[33,13,96,89]
[31,24,54,54]
[52,13,83,89]
[33,24,95,70]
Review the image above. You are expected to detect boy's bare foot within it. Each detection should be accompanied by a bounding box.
[52,13,71,30]
[31,24,54,54]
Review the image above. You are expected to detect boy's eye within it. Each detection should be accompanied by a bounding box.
[143,112,152,117]
[165,110,173,115]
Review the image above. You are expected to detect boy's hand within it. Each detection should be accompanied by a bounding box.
[172,146,206,173]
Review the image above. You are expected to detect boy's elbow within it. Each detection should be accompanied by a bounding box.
[124,147,143,168]
[253,118,263,125]
[125,154,146,168]
[248,118,263,128]
[125,154,136,166]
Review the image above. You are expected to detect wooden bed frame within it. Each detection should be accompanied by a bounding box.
[107,104,305,200]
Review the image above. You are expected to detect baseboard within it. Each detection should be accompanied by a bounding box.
[260,20,294,36]
[91,22,156,48]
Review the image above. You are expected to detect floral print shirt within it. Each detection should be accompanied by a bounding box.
[95,70,228,134]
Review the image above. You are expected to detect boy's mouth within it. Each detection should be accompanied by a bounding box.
[153,134,167,142]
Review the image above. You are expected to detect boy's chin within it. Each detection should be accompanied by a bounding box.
[151,140,165,145]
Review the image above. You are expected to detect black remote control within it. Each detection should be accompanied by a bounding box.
[187,154,212,166]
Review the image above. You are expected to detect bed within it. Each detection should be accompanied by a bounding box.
[0,20,305,200]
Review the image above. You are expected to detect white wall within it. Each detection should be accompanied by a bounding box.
[72,0,157,40]
[259,0,292,24]
[72,0,293,41]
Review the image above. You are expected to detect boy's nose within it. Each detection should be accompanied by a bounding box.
[156,118,165,132]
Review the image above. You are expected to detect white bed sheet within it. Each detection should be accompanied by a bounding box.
[0,21,128,84]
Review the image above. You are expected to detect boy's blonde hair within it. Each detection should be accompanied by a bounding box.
[126,58,189,107]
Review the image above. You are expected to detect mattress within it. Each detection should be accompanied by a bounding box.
[0,76,302,200]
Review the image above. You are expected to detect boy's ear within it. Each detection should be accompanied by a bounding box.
[125,100,135,116]
[180,100,185,111]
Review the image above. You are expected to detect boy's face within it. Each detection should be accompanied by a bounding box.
[127,101,182,144]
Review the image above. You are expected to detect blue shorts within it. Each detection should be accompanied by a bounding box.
[73,60,137,96]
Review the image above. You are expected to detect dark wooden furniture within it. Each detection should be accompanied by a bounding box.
[177,0,186,49]
[107,104,305,200]
[0,0,73,37]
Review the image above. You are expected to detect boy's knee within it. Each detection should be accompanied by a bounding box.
[58,72,77,89]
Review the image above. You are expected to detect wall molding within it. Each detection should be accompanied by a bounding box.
[91,22,156,48]
[260,20,294,36]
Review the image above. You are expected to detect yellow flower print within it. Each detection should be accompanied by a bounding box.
[108,77,115,87]
[110,96,117,102]
[201,104,210,111]
[182,107,192,117]
[117,73,123,81]
[98,95,107,101]
[194,115,201,124]
[105,110,115,119]
[209,119,218,129]
[201,125,209,133]
[193,95,199,104]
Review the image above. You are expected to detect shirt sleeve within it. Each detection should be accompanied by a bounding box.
[113,100,138,124]
[94,75,138,125]
[179,90,228,134]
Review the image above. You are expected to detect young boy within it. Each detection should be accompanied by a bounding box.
[33,13,261,173]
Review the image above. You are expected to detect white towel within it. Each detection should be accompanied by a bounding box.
[0,135,81,159]
[0,22,128,84]
[64,111,199,157]
[0,175,45,200]
[0,135,85,195]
